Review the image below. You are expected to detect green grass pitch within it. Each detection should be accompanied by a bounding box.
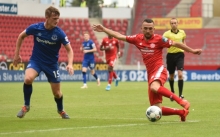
[0,81,219,137]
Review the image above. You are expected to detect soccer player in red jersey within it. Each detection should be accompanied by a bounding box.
[100,34,121,91]
[93,18,202,121]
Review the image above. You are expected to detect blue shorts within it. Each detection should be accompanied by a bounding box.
[82,59,95,70]
[27,60,61,83]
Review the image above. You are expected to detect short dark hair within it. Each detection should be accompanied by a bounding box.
[143,18,154,24]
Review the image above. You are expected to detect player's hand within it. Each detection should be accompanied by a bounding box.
[192,49,202,55]
[13,55,22,67]
[83,50,88,53]
[66,65,74,75]
[92,24,105,32]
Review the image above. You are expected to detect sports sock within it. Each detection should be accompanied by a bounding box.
[93,73,98,80]
[82,72,86,84]
[23,83,32,106]
[157,86,182,104]
[108,71,113,84]
[178,80,183,97]
[112,71,117,79]
[169,79,175,93]
[162,107,184,116]
[54,95,63,111]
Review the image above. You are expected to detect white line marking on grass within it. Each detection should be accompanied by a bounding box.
[158,120,200,124]
[0,120,199,135]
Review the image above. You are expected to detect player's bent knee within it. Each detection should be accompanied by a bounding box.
[53,92,62,98]
[24,77,34,84]
[150,87,158,93]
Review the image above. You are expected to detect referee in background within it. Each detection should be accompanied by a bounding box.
[163,18,186,100]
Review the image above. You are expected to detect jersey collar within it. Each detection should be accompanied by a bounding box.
[171,29,179,34]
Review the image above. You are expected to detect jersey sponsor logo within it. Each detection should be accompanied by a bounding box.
[150,43,155,48]
[84,43,91,50]
[36,37,56,45]
[162,37,168,42]
[140,48,154,53]
[51,34,58,40]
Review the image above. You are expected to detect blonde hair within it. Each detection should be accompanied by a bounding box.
[170,18,178,23]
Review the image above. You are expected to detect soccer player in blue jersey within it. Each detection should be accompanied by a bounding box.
[80,32,100,88]
[13,6,74,119]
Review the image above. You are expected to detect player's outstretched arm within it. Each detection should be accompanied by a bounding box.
[13,30,28,66]
[93,24,127,41]
[172,41,202,55]
[64,44,74,75]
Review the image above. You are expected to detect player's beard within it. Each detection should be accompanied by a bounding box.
[144,33,152,40]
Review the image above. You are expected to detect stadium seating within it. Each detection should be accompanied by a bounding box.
[126,0,181,65]
[102,18,128,52]
[132,0,181,35]
[0,15,102,63]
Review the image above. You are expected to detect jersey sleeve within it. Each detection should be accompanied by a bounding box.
[60,29,70,46]
[101,38,105,46]
[159,36,173,48]
[90,41,96,48]
[126,35,137,44]
[25,24,37,35]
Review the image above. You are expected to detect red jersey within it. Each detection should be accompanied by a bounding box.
[101,37,119,60]
[126,34,173,75]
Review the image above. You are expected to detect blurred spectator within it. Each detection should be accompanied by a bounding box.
[60,0,66,7]
[80,0,87,7]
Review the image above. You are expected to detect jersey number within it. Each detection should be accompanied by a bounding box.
[53,70,60,78]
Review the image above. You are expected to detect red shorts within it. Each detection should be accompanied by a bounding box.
[148,66,168,105]
[106,56,117,67]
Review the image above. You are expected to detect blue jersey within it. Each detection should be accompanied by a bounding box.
[82,39,95,61]
[26,22,70,64]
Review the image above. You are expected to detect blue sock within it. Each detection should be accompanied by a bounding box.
[54,95,63,111]
[23,83,32,106]
[82,72,86,84]
[93,73,98,80]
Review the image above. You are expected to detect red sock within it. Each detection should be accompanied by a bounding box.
[112,71,117,79]
[108,71,113,84]
[157,86,182,104]
[162,107,184,116]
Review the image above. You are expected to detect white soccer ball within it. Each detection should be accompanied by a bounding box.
[146,106,162,122]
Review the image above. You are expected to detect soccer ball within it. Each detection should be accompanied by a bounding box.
[146,106,162,122]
